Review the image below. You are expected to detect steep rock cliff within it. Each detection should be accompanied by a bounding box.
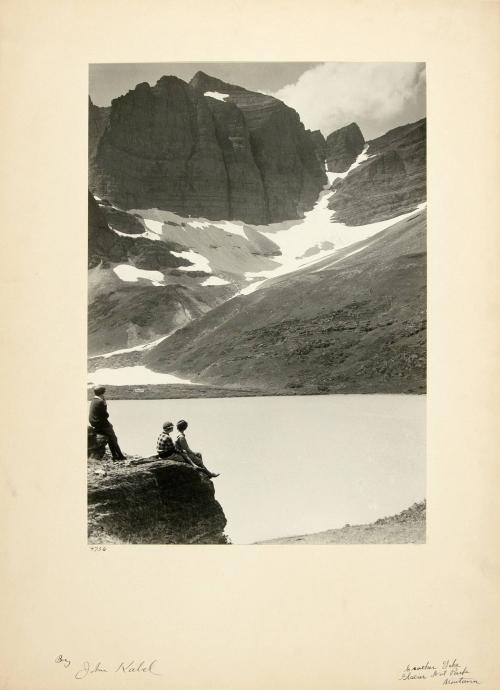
[90,77,230,219]
[326,122,365,172]
[329,118,426,224]
[88,456,227,544]
[89,72,326,224]
[309,129,327,166]
[190,71,327,221]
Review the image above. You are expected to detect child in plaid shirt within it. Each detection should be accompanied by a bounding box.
[156,421,176,459]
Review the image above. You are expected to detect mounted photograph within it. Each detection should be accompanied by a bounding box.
[87,62,426,545]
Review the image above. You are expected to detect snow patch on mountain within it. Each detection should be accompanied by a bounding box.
[204,91,229,101]
[111,227,144,239]
[170,249,212,273]
[326,145,371,184]
[201,276,230,286]
[88,365,194,386]
[125,148,424,295]
[113,265,165,286]
[142,218,164,241]
[130,208,278,277]
[238,279,267,296]
[235,148,425,290]
[88,335,169,360]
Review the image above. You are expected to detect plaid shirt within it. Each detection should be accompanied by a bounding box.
[156,432,174,455]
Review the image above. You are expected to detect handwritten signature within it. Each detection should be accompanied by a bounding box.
[399,659,480,685]
[55,655,161,679]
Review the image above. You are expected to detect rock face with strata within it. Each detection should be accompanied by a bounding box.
[191,72,327,221]
[329,118,426,224]
[326,122,365,172]
[88,456,227,544]
[89,72,326,224]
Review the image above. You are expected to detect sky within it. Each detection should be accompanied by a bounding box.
[89,62,426,140]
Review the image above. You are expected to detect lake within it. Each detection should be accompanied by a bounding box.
[104,394,426,544]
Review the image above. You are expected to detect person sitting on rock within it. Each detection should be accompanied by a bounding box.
[156,421,177,459]
[88,385,126,461]
[175,419,219,479]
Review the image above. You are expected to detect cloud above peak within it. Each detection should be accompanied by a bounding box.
[271,62,426,140]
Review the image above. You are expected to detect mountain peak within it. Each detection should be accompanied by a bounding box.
[326,122,365,173]
[190,71,243,95]
[154,74,189,90]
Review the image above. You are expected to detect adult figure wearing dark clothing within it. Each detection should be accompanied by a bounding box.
[89,386,125,460]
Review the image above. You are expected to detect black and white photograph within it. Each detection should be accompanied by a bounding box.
[87,61,427,545]
[3,2,500,688]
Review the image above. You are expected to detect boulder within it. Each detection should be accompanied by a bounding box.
[88,456,228,544]
[87,426,108,460]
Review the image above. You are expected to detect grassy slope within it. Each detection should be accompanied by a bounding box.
[145,210,426,394]
[255,501,426,544]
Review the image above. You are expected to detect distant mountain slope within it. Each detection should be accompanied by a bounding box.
[145,210,426,393]
[329,118,426,224]
[89,72,326,224]
[88,192,235,355]
[88,192,188,270]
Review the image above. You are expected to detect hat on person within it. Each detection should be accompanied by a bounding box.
[163,421,174,430]
[94,385,106,395]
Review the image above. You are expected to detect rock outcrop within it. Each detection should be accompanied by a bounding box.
[326,122,365,172]
[88,191,189,270]
[89,72,326,224]
[88,455,227,544]
[87,426,108,460]
[329,118,426,224]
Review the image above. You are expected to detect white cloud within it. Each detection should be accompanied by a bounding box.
[272,63,426,140]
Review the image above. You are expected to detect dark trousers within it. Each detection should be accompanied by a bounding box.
[157,451,173,459]
[93,424,124,460]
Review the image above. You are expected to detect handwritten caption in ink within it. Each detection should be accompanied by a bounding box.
[399,659,480,685]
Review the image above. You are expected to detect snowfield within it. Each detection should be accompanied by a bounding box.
[170,249,212,273]
[124,149,425,298]
[201,276,230,286]
[89,335,169,360]
[88,365,194,386]
[113,265,165,286]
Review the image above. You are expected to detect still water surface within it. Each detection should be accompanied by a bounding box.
[107,395,426,544]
